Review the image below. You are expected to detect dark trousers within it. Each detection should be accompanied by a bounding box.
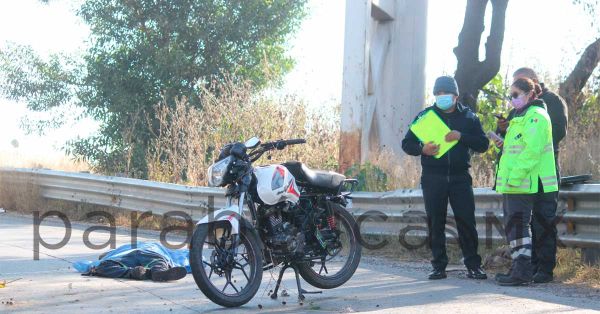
[531,153,560,275]
[95,250,169,280]
[421,172,482,270]
[503,194,534,281]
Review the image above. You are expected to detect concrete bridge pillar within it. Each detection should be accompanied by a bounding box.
[340,0,428,171]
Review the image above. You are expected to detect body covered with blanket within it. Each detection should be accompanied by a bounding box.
[74,242,190,282]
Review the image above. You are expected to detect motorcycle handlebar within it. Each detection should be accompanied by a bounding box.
[249,138,306,162]
[274,138,306,150]
[284,138,306,145]
[261,138,306,149]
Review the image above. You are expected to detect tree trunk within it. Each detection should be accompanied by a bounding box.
[559,37,600,118]
[453,0,508,111]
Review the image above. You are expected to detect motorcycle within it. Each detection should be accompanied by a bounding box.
[189,137,362,307]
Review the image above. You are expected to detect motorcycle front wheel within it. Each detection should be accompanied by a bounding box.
[189,221,263,307]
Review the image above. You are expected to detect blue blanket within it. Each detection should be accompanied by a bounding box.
[73,242,191,273]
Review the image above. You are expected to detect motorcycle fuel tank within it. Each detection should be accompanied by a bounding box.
[253,165,300,205]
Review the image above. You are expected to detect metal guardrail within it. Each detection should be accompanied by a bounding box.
[1,168,598,250]
[0,167,228,221]
[351,185,600,249]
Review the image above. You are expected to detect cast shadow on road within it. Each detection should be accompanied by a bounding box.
[182,263,600,313]
[1,212,598,313]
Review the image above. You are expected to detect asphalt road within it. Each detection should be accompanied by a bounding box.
[0,211,599,313]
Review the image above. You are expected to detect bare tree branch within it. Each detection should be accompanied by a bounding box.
[454,0,509,111]
[559,37,600,116]
[477,0,508,87]
[454,0,487,64]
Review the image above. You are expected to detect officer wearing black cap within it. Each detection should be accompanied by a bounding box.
[402,76,489,280]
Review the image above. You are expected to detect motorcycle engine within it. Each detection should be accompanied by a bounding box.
[262,202,304,256]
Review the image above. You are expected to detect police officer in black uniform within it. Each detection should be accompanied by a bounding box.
[402,76,489,280]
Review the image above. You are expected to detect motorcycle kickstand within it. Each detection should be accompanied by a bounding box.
[291,263,321,301]
[270,264,289,299]
[270,263,322,301]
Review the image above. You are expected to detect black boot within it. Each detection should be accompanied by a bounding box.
[494,272,509,281]
[495,261,531,286]
[467,267,487,280]
[151,266,187,282]
[496,257,532,286]
[532,271,553,283]
[428,269,447,280]
[496,275,529,286]
[131,266,147,280]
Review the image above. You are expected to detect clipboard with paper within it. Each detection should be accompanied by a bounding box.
[409,110,457,159]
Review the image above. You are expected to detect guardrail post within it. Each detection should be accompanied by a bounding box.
[582,248,600,266]
[566,197,576,234]
[208,195,214,212]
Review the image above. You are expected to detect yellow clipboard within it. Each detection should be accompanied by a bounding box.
[409,110,457,159]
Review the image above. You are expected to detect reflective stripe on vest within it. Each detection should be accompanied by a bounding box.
[506,144,551,155]
[496,178,531,189]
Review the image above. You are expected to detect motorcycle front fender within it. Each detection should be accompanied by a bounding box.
[196,205,242,234]
[195,205,264,251]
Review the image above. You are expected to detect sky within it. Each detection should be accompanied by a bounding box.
[0,0,597,160]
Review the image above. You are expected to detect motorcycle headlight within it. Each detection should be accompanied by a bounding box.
[207,156,233,187]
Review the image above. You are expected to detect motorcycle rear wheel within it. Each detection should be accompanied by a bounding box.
[298,203,362,289]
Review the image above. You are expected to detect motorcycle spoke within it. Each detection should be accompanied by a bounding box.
[319,262,329,275]
[238,252,249,262]
[235,262,251,281]
[222,271,232,292]
[235,257,249,268]
[229,281,240,294]
[222,271,241,294]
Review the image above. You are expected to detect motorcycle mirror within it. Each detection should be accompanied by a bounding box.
[244,137,261,149]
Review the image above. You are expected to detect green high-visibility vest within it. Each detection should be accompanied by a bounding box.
[496,105,558,194]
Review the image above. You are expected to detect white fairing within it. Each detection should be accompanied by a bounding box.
[253,165,300,205]
[196,205,241,234]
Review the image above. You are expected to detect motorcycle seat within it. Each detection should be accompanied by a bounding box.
[282,161,346,191]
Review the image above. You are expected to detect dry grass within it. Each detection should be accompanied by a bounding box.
[0,171,44,213]
[471,155,498,187]
[358,148,498,190]
[0,151,90,214]
[146,79,339,186]
[353,149,421,190]
[0,151,89,172]
[0,167,186,234]
[559,119,600,178]
[346,116,599,190]
[555,248,600,288]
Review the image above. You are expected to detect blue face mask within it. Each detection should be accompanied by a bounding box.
[435,95,455,110]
